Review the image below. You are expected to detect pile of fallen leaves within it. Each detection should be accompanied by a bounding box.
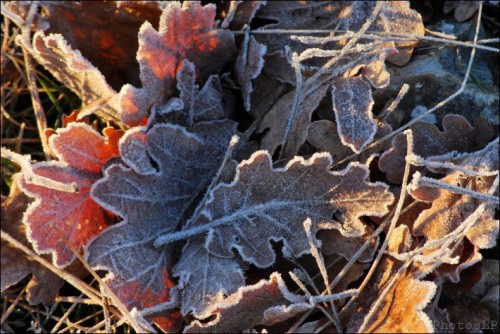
[1,1,499,333]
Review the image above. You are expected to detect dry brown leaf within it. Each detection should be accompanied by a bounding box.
[256,84,330,156]
[346,225,436,333]
[379,115,494,184]
[236,35,267,111]
[39,1,162,89]
[340,1,425,66]
[184,272,311,333]
[1,175,63,304]
[409,171,498,282]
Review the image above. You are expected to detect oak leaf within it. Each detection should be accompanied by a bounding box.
[173,150,394,316]
[119,1,236,126]
[379,115,494,184]
[331,76,376,153]
[18,123,120,268]
[346,226,437,333]
[235,35,267,111]
[407,139,499,282]
[86,121,235,324]
[184,272,311,333]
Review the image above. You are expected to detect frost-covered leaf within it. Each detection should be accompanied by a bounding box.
[236,35,267,111]
[174,235,246,318]
[257,84,330,156]
[38,1,162,89]
[105,270,182,333]
[1,175,64,305]
[86,121,235,323]
[410,172,498,253]
[379,115,494,184]
[220,0,266,30]
[25,32,119,123]
[119,1,236,126]
[184,272,311,333]
[307,120,353,162]
[407,139,499,282]
[175,60,229,126]
[331,76,376,153]
[174,150,394,315]
[341,1,425,66]
[347,226,436,333]
[361,275,437,332]
[318,227,379,263]
[18,123,120,267]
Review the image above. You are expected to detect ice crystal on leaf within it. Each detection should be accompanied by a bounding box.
[118,1,236,126]
[18,123,120,268]
[172,150,394,316]
[184,272,311,333]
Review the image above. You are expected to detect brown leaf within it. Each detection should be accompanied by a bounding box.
[379,115,494,184]
[331,76,376,153]
[346,225,437,333]
[174,150,394,316]
[39,1,162,89]
[236,35,267,111]
[318,227,379,263]
[1,175,62,304]
[184,273,311,333]
[257,84,330,156]
[25,32,120,124]
[342,1,425,66]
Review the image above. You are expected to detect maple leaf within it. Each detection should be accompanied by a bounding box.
[86,121,236,324]
[119,1,236,126]
[379,115,494,184]
[185,272,311,333]
[331,76,376,153]
[171,150,394,316]
[17,123,120,268]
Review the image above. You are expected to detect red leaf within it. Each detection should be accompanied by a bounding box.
[120,1,235,126]
[18,123,121,267]
[106,270,182,332]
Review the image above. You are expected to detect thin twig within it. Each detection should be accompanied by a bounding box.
[0,230,102,305]
[356,129,414,333]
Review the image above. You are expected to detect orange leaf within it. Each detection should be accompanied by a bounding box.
[119,1,235,126]
[18,123,121,267]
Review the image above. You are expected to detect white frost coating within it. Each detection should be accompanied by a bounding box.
[18,123,112,268]
[331,77,377,153]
